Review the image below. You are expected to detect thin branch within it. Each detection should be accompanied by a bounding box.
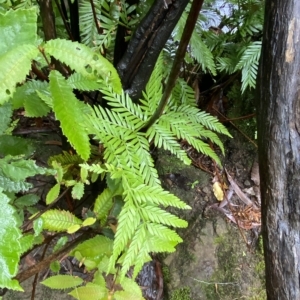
[141,0,205,131]
[54,0,74,40]
[90,0,102,34]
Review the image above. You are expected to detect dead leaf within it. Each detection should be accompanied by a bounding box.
[251,161,260,186]
[213,182,224,201]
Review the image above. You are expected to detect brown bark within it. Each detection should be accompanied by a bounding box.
[257,1,300,299]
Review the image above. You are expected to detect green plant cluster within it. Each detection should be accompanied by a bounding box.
[0,2,232,299]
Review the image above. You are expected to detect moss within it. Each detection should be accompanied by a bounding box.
[169,287,192,300]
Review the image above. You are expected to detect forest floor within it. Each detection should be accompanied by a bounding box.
[4,126,266,300]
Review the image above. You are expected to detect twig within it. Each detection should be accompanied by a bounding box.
[54,0,74,40]
[189,276,238,285]
[141,0,205,131]
[90,0,102,35]
[16,231,91,283]
[22,188,70,231]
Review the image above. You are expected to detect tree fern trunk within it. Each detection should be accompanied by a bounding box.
[257,0,300,298]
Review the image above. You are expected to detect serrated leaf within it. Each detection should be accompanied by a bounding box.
[0,44,39,104]
[41,275,83,289]
[53,236,68,252]
[41,209,82,232]
[46,183,60,204]
[69,283,107,300]
[67,224,81,234]
[0,189,23,291]
[71,182,84,200]
[11,80,51,117]
[49,70,90,161]
[14,194,39,208]
[33,218,44,236]
[0,135,35,157]
[44,39,121,94]
[67,73,102,91]
[0,158,45,181]
[50,261,61,273]
[0,102,13,134]
[82,217,96,227]
[0,7,37,56]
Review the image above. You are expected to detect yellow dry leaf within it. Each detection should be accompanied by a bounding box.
[213,182,224,201]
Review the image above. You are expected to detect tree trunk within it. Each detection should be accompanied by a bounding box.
[257,1,300,299]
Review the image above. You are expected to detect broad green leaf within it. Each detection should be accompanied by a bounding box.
[11,80,51,117]
[41,275,83,289]
[71,182,84,200]
[41,209,82,232]
[0,189,23,291]
[82,217,96,227]
[49,70,90,161]
[14,194,39,208]
[46,183,60,204]
[0,135,35,157]
[71,236,113,264]
[0,44,39,104]
[69,283,107,300]
[19,234,35,254]
[67,224,81,234]
[0,171,32,192]
[0,158,45,181]
[0,7,37,55]
[67,73,103,91]
[0,102,12,134]
[50,261,61,273]
[44,39,121,93]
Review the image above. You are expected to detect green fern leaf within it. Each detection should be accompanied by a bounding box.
[93,188,114,222]
[130,184,190,209]
[49,70,90,160]
[109,203,141,271]
[41,209,82,232]
[44,39,121,93]
[146,123,191,165]
[139,204,188,228]
[41,275,83,290]
[115,277,145,300]
[0,44,39,104]
[190,34,216,75]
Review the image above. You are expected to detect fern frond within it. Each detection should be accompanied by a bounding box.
[234,41,261,93]
[139,204,188,228]
[190,34,216,75]
[48,151,83,168]
[93,188,114,223]
[129,183,190,209]
[171,78,197,107]
[146,123,191,165]
[175,105,231,136]
[141,53,164,115]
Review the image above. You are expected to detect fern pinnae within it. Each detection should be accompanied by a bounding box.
[139,204,188,228]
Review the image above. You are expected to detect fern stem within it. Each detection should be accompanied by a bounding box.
[142,0,205,131]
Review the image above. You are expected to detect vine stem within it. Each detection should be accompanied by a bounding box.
[141,0,205,131]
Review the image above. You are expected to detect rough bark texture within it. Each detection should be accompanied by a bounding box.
[117,0,189,101]
[257,1,300,299]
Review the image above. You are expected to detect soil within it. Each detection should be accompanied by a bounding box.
[3,129,266,300]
